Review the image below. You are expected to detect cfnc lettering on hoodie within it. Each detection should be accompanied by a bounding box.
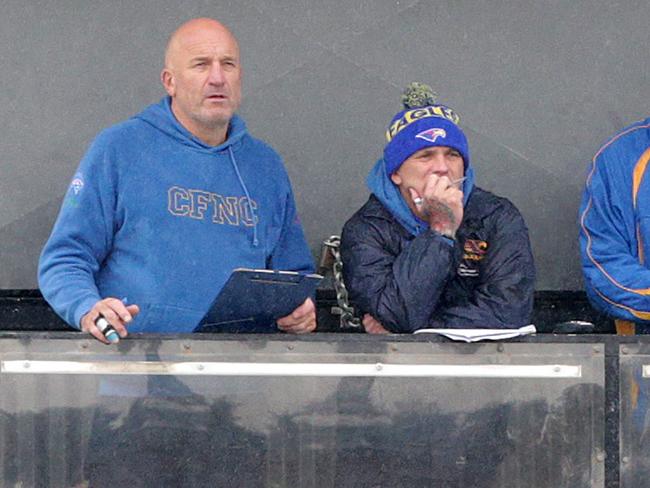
[168,185,258,226]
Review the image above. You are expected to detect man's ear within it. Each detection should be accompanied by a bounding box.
[161,69,175,97]
[390,172,402,186]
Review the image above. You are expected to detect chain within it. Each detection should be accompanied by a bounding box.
[322,236,361,329]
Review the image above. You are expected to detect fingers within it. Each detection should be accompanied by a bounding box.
[81,316,111,344]
[275,298,314,323]
[277,298,317,334]
[409,187,424,207]
[80,298,139,344]
[80,308,110,344]
[94,300,132,338]
[424,175,463,201]
[420,175,464,235]
[362,314,390,334]
[421,176,463,216]
[126,304,140,318]
[277,315,316,333]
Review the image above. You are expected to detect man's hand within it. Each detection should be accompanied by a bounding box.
[410,174,463,237]
[362,314,390,334]
[80,298,140,344]
[277,298,316,334]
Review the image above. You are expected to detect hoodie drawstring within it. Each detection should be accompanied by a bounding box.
[228,146,259,247]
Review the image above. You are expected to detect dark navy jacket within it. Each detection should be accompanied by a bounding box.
[341,189,535,332]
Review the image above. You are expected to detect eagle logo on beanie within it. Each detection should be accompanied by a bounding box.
[416,128,447,143]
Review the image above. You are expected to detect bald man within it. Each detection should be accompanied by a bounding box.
[39,18,317,341]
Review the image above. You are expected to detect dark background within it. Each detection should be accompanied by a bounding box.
[1,0,649,290]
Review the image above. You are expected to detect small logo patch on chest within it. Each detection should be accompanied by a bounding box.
[463,239,488,260]
[458,239,488,277]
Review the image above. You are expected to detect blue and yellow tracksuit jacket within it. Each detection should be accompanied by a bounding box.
[579,118,650,322]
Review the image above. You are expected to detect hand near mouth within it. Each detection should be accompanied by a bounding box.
[409,174,464,238]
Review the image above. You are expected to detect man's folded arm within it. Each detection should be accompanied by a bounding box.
[341,223,455,332]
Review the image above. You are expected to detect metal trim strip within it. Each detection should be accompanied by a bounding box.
[1,360,582,378]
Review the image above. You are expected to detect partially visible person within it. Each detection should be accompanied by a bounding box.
[341,83,535,333]
[579,116,650,334]
[38,18,316,342]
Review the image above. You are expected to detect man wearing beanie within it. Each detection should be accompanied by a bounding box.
[340,83,535,333]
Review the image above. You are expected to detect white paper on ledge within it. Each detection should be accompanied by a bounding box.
[412,324,536,343]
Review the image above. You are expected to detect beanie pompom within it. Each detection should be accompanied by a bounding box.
[401,82,437,109]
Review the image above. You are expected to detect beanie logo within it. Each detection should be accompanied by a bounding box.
[386,105,460,142]
[416,128,446,143]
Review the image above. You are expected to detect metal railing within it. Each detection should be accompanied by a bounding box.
[2,332,644,487]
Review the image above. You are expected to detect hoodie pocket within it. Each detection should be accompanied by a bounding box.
[129,304,204,333]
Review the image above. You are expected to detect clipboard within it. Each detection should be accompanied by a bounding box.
[196,268,322,333]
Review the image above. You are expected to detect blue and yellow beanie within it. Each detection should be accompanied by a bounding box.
[383,83,470,175]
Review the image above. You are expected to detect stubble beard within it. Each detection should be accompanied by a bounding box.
[190,106,233,136]
[420,199,456,236]
[198,103,232,127]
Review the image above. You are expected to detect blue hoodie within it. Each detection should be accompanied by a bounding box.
[39,97,314,332]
